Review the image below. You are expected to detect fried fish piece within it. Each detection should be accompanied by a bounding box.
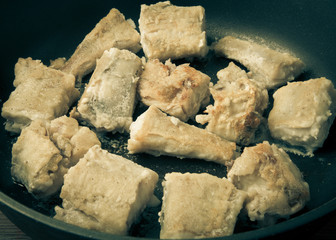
[61,8,141,82]
[54,145,159,235]
[76,48,142,132]
[227,141,310,222]
[138,59,210,122]
[11,116,100,198]
[11,120,63,198]
[48,116,101,165]
[159,172,246,239]
[1,58,79,133]
[196,62,268,145]
[128,105,236,166]
[268,77,336,156]
[139,1,208,61]
[213,36,305,89]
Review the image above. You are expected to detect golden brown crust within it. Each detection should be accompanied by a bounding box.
[228,141,310,221]
[138,59,210,121]
[196,62,268,145]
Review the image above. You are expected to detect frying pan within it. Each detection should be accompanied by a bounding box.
[1,0,336,239]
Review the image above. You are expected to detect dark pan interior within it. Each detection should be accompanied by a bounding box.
[1,0,336,239]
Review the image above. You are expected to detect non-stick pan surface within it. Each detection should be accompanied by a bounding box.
[1,0,336,239]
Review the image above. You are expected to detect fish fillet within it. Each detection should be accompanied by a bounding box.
[11,116,100,198]
[1,58,79,133]
[54,145,159,235]
[159,172,246,239]
[128,106,236,166]
[138,59,210,121]
[268,77,336,156]
[76,48,142,132]
[61,8,141,82]
[139,1,208,61]
[196,62,268,145]
[227,141,310,222]
[213,36,305,89]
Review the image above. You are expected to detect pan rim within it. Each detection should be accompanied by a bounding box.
[1,191,336,240]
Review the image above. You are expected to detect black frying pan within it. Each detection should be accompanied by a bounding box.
[1,0,336,239]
